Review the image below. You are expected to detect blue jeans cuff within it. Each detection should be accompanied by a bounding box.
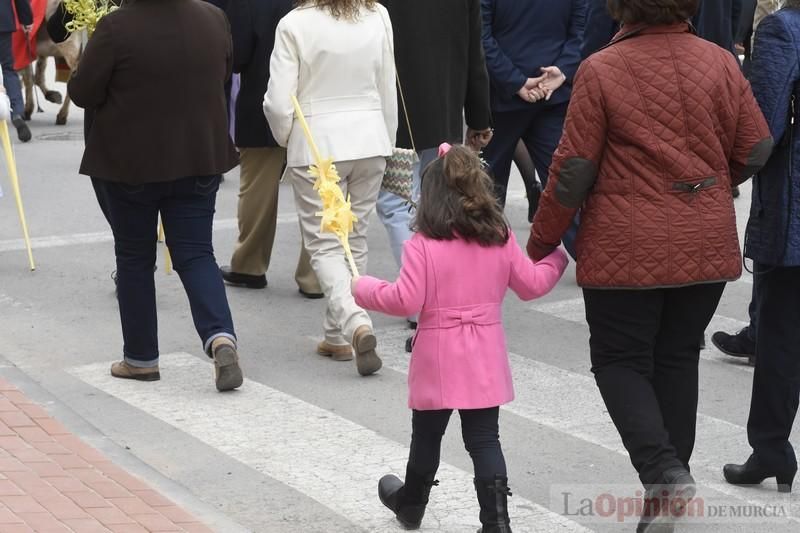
[124,356,159,368]
[204,332,237,357]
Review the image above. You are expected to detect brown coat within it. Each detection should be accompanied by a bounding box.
[68,0,239,184]
[528,23,773,288]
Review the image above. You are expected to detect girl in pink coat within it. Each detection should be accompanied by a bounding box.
[352,144,568,533]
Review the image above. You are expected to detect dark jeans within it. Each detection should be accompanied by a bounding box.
[0,32,24,118]
[484,104,578,257]
[583,283,725,486]
[747,264,800,471]
[406,408,507,481]
[97,175,235,367]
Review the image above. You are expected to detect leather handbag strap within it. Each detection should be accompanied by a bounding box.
[378,8,417,153]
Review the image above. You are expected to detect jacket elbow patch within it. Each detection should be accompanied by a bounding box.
[555,158,597,209]
[742,137,775,177]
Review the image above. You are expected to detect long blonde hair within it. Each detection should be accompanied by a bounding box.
[295,0,377,19]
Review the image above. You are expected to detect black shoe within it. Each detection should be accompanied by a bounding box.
[298,287,325,299]
[12,117,31,143]
[723,454,796,493]
[732,185,741,198]
[637,467,695,533]
[220,266,267,289]
[699,334,706,350]
[475,476,513,533]
[405,336,413,353]
[378,473,438,529]
[407,319,417,330]
[711,328,755,360]
[527,183,542,223]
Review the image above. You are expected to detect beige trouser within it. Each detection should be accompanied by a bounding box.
[230,147,320,293]
[288,156,386,346]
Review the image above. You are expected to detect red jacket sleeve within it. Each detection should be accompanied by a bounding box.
[528,59,607,260]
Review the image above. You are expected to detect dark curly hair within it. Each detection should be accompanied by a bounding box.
[295,0,377,19]
[607,0,699,25]
[414,145,509,247]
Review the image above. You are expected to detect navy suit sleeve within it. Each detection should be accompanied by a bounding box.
[554,0,587,82]
[749,14,798,143]
[465,0,491,130]
[226,0,254,73]
[581,0,617,59]
[15,0,33,26]
[732,0,743,42]
[481,0,527,97]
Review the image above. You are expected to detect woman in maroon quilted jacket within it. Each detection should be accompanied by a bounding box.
[528,0,772,530]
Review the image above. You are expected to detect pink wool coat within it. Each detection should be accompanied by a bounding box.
[354,231,568,410]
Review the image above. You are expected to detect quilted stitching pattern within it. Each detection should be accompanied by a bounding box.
[531,24,772,288]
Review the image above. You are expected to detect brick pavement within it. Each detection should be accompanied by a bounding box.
[0,378,214,533]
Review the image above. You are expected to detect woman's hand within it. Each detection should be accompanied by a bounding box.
[466,127,494,150]
[537,66,567,101]
[350,275,360,296]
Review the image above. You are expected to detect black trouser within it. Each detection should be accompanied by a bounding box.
[406,408,507,481]
[747,265,800,471]
[583,284,725,486]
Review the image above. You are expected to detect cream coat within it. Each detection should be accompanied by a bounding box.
[263,4,398,168]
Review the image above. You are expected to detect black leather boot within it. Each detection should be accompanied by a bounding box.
[637,467,695,533]
[474,476,513,533]
[723,454,797,493]
[378,472,438,529]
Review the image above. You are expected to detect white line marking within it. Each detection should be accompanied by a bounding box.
[0,213,298,253]
[529,298,753,372]
[375,328,798,521]
[69,354,591,533]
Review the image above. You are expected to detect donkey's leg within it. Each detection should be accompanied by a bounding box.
[21,65,34,120]
[55,92,70,126]
[35,56,62,104]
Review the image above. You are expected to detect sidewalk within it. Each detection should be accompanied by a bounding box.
[0,377,213,533]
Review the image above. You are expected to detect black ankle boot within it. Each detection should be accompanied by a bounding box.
[637,467,696,533]
[474,476,513,533]
[378,472,438,529]
[723,454,797,493]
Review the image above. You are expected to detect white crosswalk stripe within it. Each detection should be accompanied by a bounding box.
[68,353,590,533]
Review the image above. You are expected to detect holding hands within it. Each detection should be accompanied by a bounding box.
[517,66,567,104]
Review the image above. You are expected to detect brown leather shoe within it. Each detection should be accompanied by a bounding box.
[213,344,243,392]
[110,361,160,382]
[317,341,354,361]
[353,326,382,376]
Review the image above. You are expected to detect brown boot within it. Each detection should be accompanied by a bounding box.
[317,341,354,361]
[212,341,243,392]
[353,326,382,376]
[110,361,160,382]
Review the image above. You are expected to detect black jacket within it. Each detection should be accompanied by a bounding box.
[226,0,291,148]
[381,0,491,151]
[0,0,32,33]
[692,0,743,54]
[68,0,238,183]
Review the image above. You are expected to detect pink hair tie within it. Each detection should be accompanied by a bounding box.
[438,143,452,158]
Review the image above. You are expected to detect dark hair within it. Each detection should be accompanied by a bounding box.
[295,0,376,19]
[607,0,699,25]
[414,145,510,247]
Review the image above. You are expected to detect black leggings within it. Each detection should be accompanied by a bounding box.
[406,407,507,480]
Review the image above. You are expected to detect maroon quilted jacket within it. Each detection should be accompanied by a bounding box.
[528,23,773,289]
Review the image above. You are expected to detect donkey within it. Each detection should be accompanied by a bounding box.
[19,1,82,126]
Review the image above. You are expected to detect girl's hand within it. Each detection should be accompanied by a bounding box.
[350,275,360,296]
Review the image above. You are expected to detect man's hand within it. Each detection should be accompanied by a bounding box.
[537,66,567,101]
[22,24,33,34]
[466,127,493,150]
[517,76,546,103]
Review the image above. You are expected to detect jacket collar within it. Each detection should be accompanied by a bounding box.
[602,22,694,51]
